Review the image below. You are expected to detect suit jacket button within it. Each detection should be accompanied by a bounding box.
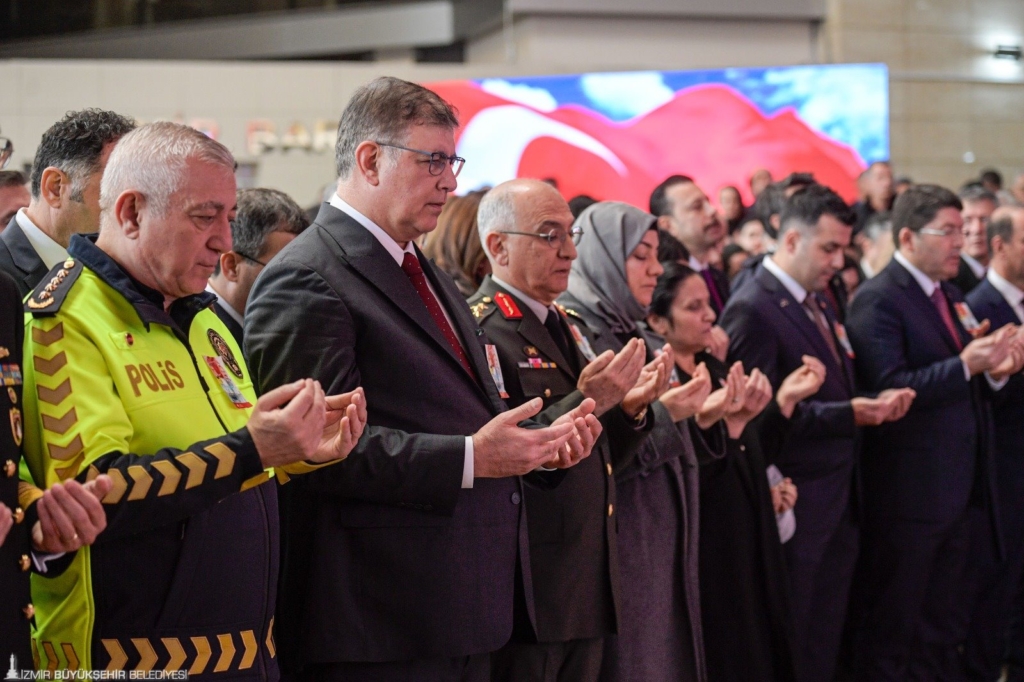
[511,492,521,504]
[606,463,613,476]
[607,504,614,517]
[3,459,14,477]
[12,507,23,524]
[543,389,551,398]
[23,603,34,620]
[19,554,30,572]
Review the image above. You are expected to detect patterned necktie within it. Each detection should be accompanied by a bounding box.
[803,293,841,364]
[930,286,963,351]
[400,252,476,377]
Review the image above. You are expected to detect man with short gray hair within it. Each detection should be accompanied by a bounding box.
[952,186,998,293]
[20,121,364,675]
[0,109,135,296]
[246,76,601,681]
[207,188,309,344]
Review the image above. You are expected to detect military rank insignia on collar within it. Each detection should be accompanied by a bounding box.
[26,259,82,316]
[493,292,523,320]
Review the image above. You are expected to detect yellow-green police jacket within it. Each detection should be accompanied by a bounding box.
[20,235,287,679]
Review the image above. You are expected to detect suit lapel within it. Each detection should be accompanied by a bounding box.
[756,268,843,372]
[319,206,487,395]
[891,262,963,354]
[818,299,856,393]
[2,219,49,292]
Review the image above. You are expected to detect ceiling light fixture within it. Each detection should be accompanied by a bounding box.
[994,44,1023,60]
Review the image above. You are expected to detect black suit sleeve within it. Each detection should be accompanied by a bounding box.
[847,285,970,408]
[721,297,856,440]
[245,261,467,514]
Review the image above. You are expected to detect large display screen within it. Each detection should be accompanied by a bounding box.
[427,64,888,207]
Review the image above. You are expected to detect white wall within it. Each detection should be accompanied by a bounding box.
[0,10,820,208]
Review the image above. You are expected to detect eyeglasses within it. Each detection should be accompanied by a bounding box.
[376,142,465,177]
[500,226,584,248]
[918,227,964,239]
[235,251,267,267]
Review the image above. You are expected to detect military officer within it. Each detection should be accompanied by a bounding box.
[471,179,670,682]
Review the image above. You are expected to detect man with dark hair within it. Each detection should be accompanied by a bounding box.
[980,168,1002,194]
[0,109,135,296]
[847,184,1024,681]
[952,186,998,294]
[207,188,309,344]
[851,161,895,234]
[964,206,1024,682]
[245,76,600,681]
[568,194,598,219]
[648,175,729,315]
[0,170,29,226]
[720,184,915,682]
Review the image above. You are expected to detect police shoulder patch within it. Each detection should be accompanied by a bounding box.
[26,259,83,317]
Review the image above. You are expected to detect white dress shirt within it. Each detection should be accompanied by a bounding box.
[16,208,67,269]
[986,268,1024,324]
[961,252,987,280]
[205,283,244,327]
[895,251,1005,388]
[330,193,475,489]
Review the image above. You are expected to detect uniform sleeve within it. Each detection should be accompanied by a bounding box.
[245,259,466,514]
[22,315,267,544]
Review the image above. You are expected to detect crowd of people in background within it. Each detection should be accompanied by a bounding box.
[3,77,1024,682]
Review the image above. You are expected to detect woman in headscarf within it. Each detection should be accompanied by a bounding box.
[560,201,717,682]
[647,261,827,682]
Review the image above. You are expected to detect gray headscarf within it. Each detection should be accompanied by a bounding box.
[565,201,658,335]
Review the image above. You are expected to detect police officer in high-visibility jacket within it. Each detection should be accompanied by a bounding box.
[19,122,366,678]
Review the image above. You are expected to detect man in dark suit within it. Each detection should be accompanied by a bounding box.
[847,185,1024,681]
[964,206,1024,681]
[206,188,309,345]
[468,179,666,681]
[0,109,134,298]
[719,184,915,682]
[244,77,602,682]
[950,186,997,295]
[649,175,730,315]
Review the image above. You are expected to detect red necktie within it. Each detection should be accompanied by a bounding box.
[803,293,842,364]
[701,268,724,312]
[930,286,963,351]
[401,252,476,377]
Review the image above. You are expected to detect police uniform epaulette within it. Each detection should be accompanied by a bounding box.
[469,295,498,321]
[25,258,82,316]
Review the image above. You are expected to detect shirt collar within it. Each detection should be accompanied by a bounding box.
[491,275,553,323]
[894,250,939,297]
[329,193,415,266]
[16,208,68,269]
[986,268,1024,313]
[687,254,705,271]
[68,234,216,332]
[961,252,987,279]
[763,255,808,304]
[860,258,875,279]
[205,282,244,326]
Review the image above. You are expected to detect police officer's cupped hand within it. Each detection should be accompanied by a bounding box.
[249,378,337,467]
[577,338,647,416]
[473,398,594,478]
[30,476,113,553]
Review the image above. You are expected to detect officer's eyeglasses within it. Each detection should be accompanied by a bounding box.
[918,226,963,239]
[375,142,465,177]
[500,226,583,248]
[235,251,267,267]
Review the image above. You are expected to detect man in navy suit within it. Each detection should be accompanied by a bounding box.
[964,206,1024,681]
[719,184,915,682]
[847,185,1024,681]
